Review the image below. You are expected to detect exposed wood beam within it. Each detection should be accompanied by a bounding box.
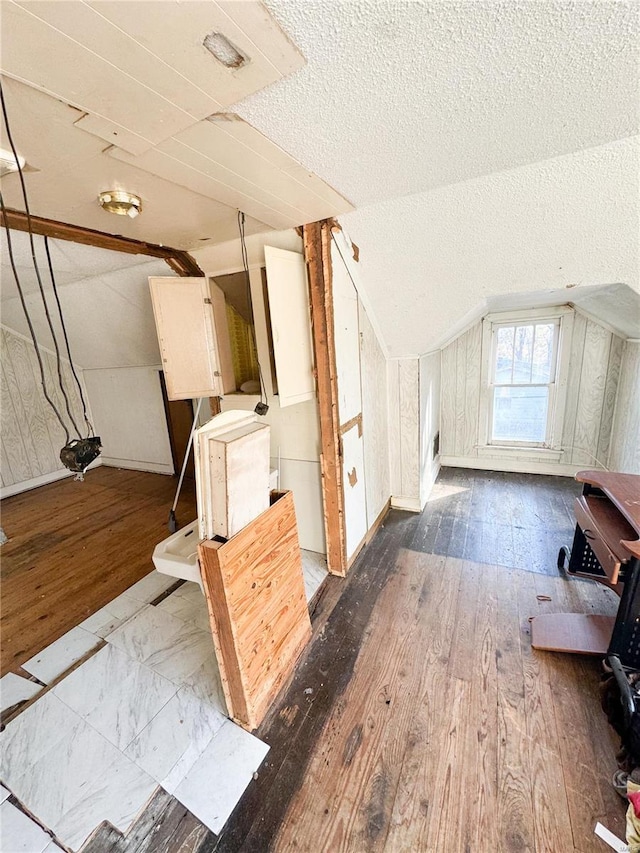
[0,207,203,277]
[303,220,346,576]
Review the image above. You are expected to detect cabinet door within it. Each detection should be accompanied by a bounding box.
[264,246,315,408]
[149,276,233,400]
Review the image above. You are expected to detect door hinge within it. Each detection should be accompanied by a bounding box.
[204,297,212,304]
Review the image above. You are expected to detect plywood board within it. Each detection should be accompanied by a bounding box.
[198,492,312,730]
[530,613,614,655]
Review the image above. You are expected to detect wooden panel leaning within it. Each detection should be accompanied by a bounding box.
[198,491,312,731]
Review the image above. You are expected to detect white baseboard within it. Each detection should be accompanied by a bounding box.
[391,496,422,512]
[440,455,592,477]
[1,458,103,499]
[101,458,174,475]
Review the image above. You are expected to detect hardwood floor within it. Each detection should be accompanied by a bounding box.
[217,469,626,852]
[0,467,196,676]
[2,467,627,851]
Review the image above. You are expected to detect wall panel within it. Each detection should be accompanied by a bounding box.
[609,341,640,474]
[1,326,89,495]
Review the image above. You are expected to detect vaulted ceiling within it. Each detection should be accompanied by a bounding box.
[1,0,638,357]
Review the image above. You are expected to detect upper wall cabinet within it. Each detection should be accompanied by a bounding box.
[264,246,315,409]
[149,276,235,401]
[149,248,315,407]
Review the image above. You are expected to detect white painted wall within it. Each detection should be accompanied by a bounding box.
[1,325,94,497]
[359,302,390,527]
[609,341,640,474]
[439,309,625,476]
[83,367,174,475]
[420,352,441,507]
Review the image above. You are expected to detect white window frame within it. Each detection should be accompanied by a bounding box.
[478,306,574,455]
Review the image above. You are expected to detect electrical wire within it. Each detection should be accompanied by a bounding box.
[0,80,82,439]
[0,191,70,443]
[237,210,268,407]
[44,236,94,436]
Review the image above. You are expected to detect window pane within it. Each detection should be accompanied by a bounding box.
[532,323,555,383]
[494,326,514,383]
[492,386,549,443]
[512,325,534,383]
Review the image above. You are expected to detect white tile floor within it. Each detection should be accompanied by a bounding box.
[0,672,42,714]
[1,553,327,850]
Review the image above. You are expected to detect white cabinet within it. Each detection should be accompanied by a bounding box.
[149,247,315,408]
[149,276,235,401]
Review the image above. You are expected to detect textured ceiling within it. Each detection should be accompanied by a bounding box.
[237,0,638,206]
[341,137,639,356]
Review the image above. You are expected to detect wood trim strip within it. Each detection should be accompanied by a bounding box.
[338,413,363,437]
[303,220,346,576]
[0,207,203,277]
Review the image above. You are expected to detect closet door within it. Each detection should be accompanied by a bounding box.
[330,239,368,563]
[149,276,234,400]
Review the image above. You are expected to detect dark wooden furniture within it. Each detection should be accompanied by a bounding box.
[531,470,640,655]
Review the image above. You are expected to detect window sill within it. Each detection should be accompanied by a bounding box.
[477,445,563,462]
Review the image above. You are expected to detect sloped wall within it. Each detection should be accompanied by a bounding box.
[1,325,91,496]
[609,341,640,474]
[439,310,624,475]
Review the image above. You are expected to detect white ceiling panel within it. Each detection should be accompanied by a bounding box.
[1,0,305,153]
[110,116,353,229]
[0,78,270,249]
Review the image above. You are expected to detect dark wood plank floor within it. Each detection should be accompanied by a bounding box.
[0,467,196,676]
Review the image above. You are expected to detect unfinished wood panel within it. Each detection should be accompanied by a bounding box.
[597,333,624,467]
[209,279,236,394]
[303,221,346,576]
[399,359,420,500]
[263,246,316,408]
[572,319,612,466]
[609,341,640,474]
[439,337,458,457]
[209,423,270,539]
[387,360,402,499]
[149,276,231,401]
[359,302,390,527]
[198,492,311,730]
[341,423,368,562]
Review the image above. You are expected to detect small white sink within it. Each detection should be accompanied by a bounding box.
[152,520,202,590]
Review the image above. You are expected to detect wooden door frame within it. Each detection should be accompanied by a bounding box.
[303,220,347,576]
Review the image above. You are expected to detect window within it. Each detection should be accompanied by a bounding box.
[477,307,574,456]
[489,320,559,445]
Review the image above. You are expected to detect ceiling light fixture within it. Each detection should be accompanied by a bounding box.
[98,190,142,218]
[203,31,247,68]
[0,146,25,177]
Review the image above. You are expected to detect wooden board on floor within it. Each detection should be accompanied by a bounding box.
[531,613,615,655]
[198,491,311,731]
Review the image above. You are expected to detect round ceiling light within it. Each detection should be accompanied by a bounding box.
[98,190,142,218]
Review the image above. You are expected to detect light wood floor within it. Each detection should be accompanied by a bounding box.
[1,467,196,676]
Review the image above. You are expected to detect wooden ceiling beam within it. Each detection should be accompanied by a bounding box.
[0,207,203,277]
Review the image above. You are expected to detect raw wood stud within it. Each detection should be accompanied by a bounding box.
[198,491,312,730]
